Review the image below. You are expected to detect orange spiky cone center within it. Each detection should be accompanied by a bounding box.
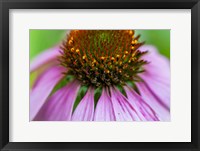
[60,30,147,87]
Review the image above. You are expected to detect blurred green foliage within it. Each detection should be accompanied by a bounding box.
[30,30,66,60]
[135,30,170,58]
[30,30,170,60]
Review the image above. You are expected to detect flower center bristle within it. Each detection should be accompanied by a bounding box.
[59,30,148,87]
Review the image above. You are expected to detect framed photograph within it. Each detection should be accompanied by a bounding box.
[0,0,199,151]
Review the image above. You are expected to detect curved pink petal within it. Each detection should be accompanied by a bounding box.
[140,74,170,109]
[110,87,140,121]
[72,87,95,121]
[30,46,61,72]
[139,45,170,109]
[124,85,159,121]
[139,45,170,80]
[33,80,81,121]
[30,66,65,120]
[94,88,115,121]
[136,82,170,121]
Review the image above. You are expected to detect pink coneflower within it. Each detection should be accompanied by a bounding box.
[30,30,170,121]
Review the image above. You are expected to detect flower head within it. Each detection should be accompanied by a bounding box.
[30,30,170,121]
[59,30,146,87]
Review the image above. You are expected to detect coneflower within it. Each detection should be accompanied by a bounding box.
[30,30,170,121]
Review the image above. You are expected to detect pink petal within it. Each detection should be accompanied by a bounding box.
[94,88,115,121]
[124,85,159,121]
[140,45,170,79]
[139,45,170,109]
[140,74,170,109]
[136,82,170,121]
[110,87,140,121]
[33,80,81,121]
[30,66,65,120]
[30,46,61,72]
[72,87,95,121]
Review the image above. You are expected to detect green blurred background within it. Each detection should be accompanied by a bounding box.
[30,30,170,60]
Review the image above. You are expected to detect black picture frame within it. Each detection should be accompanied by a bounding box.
[0,0,200,151]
